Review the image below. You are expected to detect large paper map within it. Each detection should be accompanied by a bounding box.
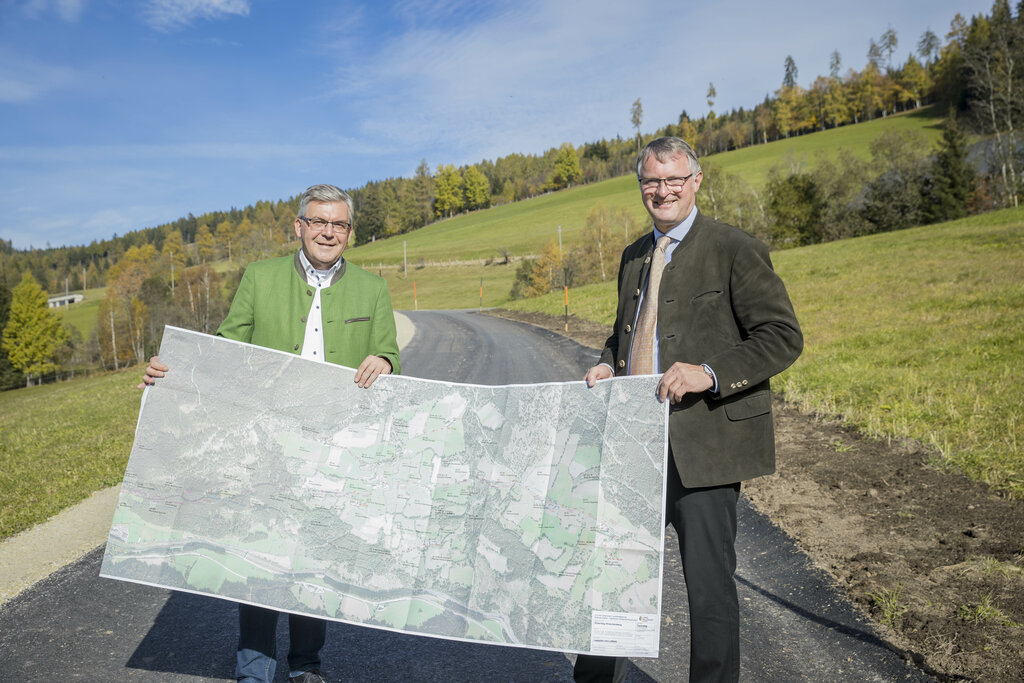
[101,327,668,656]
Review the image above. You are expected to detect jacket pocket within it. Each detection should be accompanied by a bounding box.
[345,316,371,324]
[691,289,723,302]
[723,391,771,421]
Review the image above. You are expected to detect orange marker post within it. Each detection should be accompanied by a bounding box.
[564,284,569,333]
[413,281,418,311]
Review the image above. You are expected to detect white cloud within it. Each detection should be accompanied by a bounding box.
[0,53,74,104]
[143,0,250,32]
[20,0,86,22]
[330,1,662,164]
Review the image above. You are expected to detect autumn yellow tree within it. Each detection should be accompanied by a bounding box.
[1,272,69,386]
[196,224,215,263]
[176,264,226,334]
[215,220,235,262]
[161,229,186,295]
[97,245,155,368]
[575,205,643,285]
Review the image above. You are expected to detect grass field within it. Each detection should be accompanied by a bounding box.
[367,261,520,311]
[0,368,139,539]
[347,177,648,267]
[56,286,104,339]
[345,106,946,268]
[508,209,1024,496]
[710,106,946,187]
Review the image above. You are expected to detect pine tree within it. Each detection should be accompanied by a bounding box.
[631,98,643,153]
[0,281,25,389]
[1,272,69,386]
[922,112,976,223]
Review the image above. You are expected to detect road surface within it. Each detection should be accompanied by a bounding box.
[0,311,930,681]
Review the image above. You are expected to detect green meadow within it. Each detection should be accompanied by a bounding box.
[345,106,946,269]
[709,106,946,187]
[56,286,104,339]
[0,368,138,538]
[371,262,519,312]
[507,209,1024,496]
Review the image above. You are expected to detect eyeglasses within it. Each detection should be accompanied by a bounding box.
[299,216,352,232]
[639,174,694,191]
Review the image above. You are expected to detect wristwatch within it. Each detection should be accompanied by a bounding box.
[701,364,715,390]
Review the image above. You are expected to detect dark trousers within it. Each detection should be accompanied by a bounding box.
[236,604,326,682]
[575,460,741,683]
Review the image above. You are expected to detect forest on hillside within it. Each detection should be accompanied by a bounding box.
[0,2,1016,387]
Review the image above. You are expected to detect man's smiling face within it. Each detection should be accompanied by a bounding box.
[638,153,703,231]
[294,200,351,269]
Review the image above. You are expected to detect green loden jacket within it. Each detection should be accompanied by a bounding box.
[216,252,401,374]
[600,211,801,488]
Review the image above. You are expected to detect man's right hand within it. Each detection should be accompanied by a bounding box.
[584,364,613,387]
[138,356,168,389]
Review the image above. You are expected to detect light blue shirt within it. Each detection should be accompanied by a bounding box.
[606,206,718,392]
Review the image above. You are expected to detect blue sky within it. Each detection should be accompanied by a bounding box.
[0,0,990,250]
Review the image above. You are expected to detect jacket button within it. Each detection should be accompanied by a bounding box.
[625,324,632,333]
[644,256,651,264]
[301,316,307,323]
[635,288,641,296]
[294,344,300,351]
[617,360,626,368]
[307,289,313,296]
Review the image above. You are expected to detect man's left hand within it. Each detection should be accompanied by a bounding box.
[658,362,713,403]
[354,355,391,388]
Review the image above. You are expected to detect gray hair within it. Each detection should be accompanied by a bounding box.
[636,137,702,178]
[298,184,354,222]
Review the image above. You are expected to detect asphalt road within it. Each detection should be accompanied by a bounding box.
[0,310,931,682]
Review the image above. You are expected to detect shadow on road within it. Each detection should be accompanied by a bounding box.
[126,589,579,681]
[735,574,891,652]
[125,591,236,678]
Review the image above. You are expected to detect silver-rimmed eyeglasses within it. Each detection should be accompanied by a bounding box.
[299,216,352,232]
[639,174,694,191]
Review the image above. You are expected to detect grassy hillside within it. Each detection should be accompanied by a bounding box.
[0,368,139,539]
[377,262,519,312]
[347,176,648,268]
[56,286,104,339]
[710,106,945,187]
[346,106,945,268]
[507,209,1024,496]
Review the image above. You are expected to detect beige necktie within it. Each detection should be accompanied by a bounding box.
[629,235,673,375]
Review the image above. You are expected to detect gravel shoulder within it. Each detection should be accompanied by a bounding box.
[489,308,1024,683]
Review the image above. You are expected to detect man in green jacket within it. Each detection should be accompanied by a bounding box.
[141,183,400,683]
[574,138,802,683]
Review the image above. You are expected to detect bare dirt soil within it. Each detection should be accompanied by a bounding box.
[488,308,1024,683]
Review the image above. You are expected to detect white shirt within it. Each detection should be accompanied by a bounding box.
[298,250,343,363]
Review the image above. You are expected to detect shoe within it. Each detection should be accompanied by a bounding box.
[289,671,325,683]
